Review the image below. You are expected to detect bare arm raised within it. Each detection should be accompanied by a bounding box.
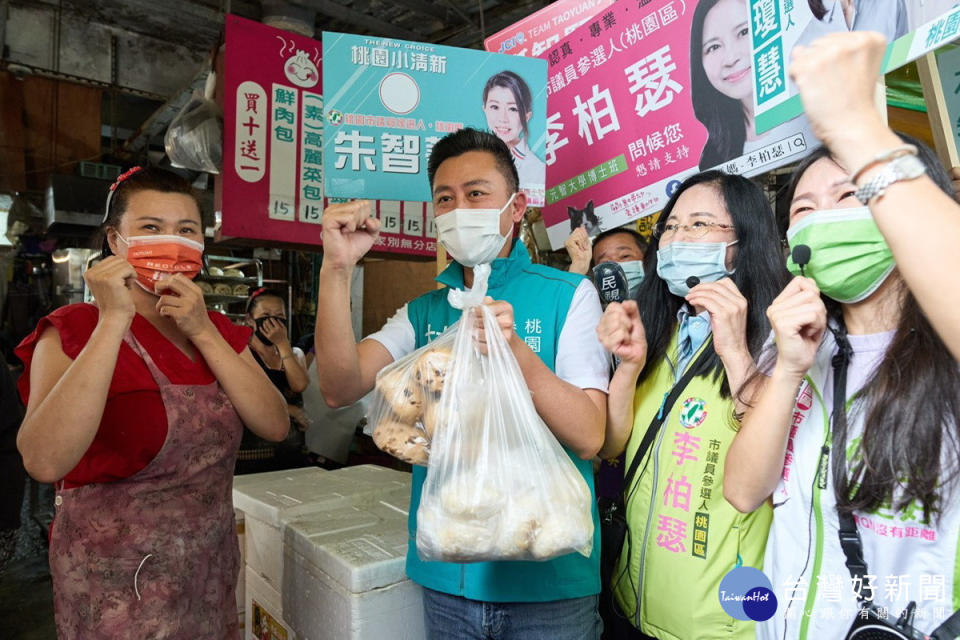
[791,31,960,360]
[314,200,394,408]
[17,257,136,483]
[724,277,827,513]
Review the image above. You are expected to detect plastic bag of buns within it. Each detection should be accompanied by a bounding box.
[368,328,456,467]
[369,264,593,563]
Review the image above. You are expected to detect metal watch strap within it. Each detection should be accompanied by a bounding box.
[855,154,926,204]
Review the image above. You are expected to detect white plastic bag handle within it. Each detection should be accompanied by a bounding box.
[447,263,490,310]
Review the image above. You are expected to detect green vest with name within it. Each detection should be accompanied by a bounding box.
[613,334,772,640]
[403,241,602,602]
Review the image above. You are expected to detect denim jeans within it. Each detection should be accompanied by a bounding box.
[422,587,603,640]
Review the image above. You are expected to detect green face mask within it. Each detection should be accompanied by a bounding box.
[786,207,895,303]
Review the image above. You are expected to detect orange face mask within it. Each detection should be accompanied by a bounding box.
[118,234,204,294]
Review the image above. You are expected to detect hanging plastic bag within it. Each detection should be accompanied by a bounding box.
[368,264,594,562]
[165,71,222,174]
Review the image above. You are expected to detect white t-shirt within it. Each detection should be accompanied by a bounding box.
[758,329,960,640]
[365,279,610,393]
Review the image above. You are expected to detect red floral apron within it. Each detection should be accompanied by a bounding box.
[49,332,243,639]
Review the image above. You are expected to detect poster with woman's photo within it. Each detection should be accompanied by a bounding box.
[322,31,547,206]
[749,0,960,133]
[539,0,814,250]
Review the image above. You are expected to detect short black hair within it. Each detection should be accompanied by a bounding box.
[427,127,519,194]
[591,227,647,262]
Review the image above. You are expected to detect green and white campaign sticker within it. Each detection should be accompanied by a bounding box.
[680,397,708,429]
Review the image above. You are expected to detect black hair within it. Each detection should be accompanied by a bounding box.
[780,134,960,523]
[245,288,286,316]
[690,0,749,170]
[637,170,790,398]
[427,127,519,194]
[97,167,201,257]
[590,227,648,268]
[482,70,534,142]
[808,0,828,20]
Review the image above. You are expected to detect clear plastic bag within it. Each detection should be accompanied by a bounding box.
[164,72,222,174]
[368,327,455,466]
[369,264,594,563]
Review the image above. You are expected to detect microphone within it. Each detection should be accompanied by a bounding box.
[592,261,629,308]
[791,244,811,277]
[685,276,700,290]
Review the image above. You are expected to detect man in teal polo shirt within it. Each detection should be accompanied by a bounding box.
[314,128,609,639]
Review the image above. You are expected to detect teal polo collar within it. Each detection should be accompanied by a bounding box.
[435,240,530,291]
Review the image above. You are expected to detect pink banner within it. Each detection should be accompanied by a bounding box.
[484,0,616,57]
[540,0,812,249]
[541,0,703,249]
[221,16,436,256]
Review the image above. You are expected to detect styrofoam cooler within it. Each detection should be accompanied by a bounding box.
[281,489,425,640]
[246,564,296,640]
[233,466,412,591]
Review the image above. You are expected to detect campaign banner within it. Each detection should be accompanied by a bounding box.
[484,0,616,57]
[322,31,548,206]
[221,16,435,256]
[936,44,960,159]
[541,0,813,250]
[749,0,960,133]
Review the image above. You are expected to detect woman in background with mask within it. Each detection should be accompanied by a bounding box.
[725,32,960,640]
[15,167,288,639]
[237,288,311,474]
[596,170,789,639]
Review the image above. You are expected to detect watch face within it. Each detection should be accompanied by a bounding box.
[894,154,926,180]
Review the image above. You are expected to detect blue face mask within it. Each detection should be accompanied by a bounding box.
[656,240,737,297]
[619,261,644,298]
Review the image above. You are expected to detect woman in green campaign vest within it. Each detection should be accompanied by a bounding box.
[597,170,789,639]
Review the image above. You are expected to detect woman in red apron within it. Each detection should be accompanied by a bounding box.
[15,167,290,639]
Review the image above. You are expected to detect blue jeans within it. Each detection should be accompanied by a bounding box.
[422,587,603,640]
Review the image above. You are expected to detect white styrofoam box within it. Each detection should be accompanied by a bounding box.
[245,564,296,640]
[235,509,245,617]
[234,466,412,591]
[233,467,332,526]
[329,464,412,491]
[281,490,424,640]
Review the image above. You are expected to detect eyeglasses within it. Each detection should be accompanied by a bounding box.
[656,221,735,240]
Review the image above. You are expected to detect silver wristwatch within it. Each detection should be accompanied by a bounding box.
[854,153,926,204]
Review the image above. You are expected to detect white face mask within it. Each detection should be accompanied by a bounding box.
[435,193,516,267]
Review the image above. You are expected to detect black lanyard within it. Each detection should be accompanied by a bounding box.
[621,341,715,499]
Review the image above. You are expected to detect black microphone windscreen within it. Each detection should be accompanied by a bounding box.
[792,244,811,266]
[685,276,700,289]
[592,262,629,307]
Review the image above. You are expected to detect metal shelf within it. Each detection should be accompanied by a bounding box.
[197,275,260,286]
[202,294,250,305]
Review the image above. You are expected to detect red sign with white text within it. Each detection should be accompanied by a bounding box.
[221,15,436,256]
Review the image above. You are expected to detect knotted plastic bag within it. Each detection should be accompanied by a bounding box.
[165,72,222,174]
[369,264,594,562]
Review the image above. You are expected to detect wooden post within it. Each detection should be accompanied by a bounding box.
[436,245,446,289]
[916,52,960,169]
